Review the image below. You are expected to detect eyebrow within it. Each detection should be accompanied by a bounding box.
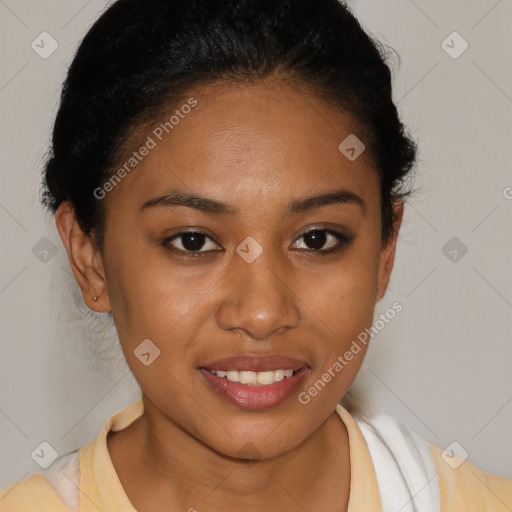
[140,187,365,217]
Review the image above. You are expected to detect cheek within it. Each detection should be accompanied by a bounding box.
[313,272,374,378]
[306,238,380,384]
[104,241,223,363]
[105,257,210,410]
[318,246,380,327]
[104,227,184,320]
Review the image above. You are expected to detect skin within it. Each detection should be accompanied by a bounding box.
[56,78,403,511]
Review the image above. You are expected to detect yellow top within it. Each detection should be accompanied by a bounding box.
[1,400,511,511]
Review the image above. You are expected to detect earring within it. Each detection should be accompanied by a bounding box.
[93,296,98,302]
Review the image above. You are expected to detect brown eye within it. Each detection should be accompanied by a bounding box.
[292,229,353,254]
[164,231,221,254]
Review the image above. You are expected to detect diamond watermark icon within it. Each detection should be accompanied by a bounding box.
[236,442,263,460]
[441,31,468,59]
[338,134,365,161]
[32,237,58,263]
[442,237,468,263]
[236,236,263,263]
[31,32,59,59]
[134,339,161,366]
[31,441,58,469]
[441,441,469,469]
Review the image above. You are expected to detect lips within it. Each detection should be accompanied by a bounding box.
[199,354,309,410]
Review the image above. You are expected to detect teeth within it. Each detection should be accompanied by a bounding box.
[239,371,257,384]
[274,369,285,382]
[226,371,239,382]
[256,371,275,385]
[208,368,298,386]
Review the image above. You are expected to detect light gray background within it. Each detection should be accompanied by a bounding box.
[1,0,511,489]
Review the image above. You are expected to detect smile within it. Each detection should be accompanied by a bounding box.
[198,354,309,410]
[200,366,308,410]
[207,368,298,386]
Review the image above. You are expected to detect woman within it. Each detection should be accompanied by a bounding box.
[1,0,511,510]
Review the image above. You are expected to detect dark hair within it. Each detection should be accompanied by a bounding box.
[43,0,416,248]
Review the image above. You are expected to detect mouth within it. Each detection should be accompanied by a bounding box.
[207,368,300,385]
[198,355,309,410]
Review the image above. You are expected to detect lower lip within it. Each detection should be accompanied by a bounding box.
[199,368,308,410]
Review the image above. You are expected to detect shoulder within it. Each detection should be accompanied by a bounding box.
[352,406,512,511]
[0,451,79,512]
[429,443,512,511]
[0,472,69,512]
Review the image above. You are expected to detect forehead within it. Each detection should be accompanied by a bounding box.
[108,79,379,212]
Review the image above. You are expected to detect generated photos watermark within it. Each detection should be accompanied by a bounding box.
[93,97,198,200]
[298,301,403,405]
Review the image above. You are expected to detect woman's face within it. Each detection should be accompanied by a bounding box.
[89,79,399,458]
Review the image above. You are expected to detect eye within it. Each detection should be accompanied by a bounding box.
[163,231,221,255]
[291,228,353,255]
[163,228,353,258]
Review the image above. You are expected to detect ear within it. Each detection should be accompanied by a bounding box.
[375,200,404,304]
[55,201,111,312]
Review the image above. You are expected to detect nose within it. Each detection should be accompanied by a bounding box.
[215,242,301,341]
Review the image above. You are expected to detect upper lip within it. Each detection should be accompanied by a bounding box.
[200,355,309,372]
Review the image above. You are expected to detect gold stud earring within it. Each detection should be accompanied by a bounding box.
[93,296,98,302]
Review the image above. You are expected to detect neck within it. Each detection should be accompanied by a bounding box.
[107,397,351,512]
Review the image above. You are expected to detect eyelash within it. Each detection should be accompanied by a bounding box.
[162,228,353,257]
